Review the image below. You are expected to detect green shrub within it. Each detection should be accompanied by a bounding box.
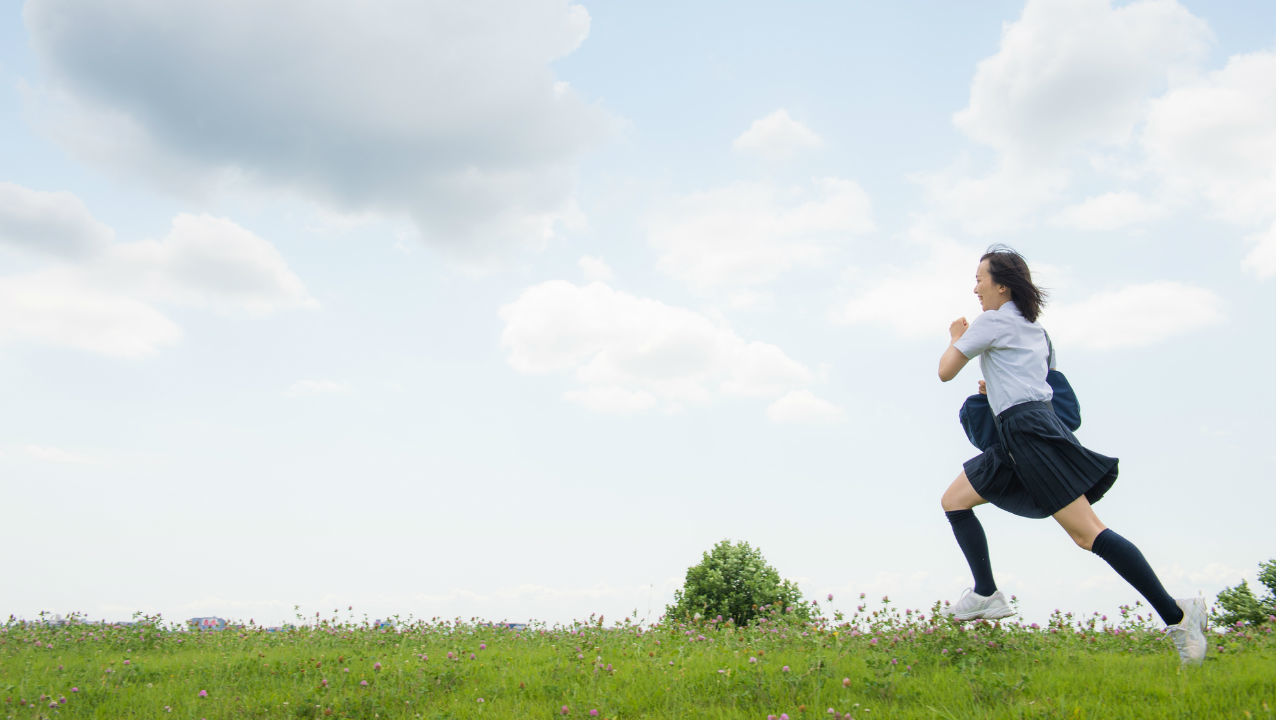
[665,539,809,625]
[1212,558,1276,628]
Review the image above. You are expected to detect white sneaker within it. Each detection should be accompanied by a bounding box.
[1166,597,1208,665]
[944,588,1014,620]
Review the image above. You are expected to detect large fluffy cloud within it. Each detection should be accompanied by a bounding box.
[0,185,314,356]
[23,0,613,253]
[922,0,1271,279]
[499,280,833,415]
[953,0,1209,159]
[1141,51,1275,228]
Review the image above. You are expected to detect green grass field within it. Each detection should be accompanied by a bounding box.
[2,600,1273,719]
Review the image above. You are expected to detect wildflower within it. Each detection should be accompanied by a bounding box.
[479,643,486,650]
[590,710,599,717]
[749,656,757,664]
[842,677,850,687]
[782,665,790,672]
[71,688,79,693]
[123,659,130,666]
[869,638,878,646]
[827,593,834,602]
[477,698,485,703]
[58,697,66,704]
[360,680,368,687]
[561,706,570,715]
[198,690,208,698]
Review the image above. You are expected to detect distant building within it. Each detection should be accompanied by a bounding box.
[481,622,528,631]
[187,616,227,631]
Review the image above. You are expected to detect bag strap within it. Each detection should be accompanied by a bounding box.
[1042,329,1056,370]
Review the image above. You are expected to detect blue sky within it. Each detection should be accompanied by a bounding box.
[1,0,1274,628]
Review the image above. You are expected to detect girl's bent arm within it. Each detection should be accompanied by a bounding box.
[939,345,969,382]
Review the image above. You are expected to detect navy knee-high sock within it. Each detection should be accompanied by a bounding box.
[945,509,997,596]
[1090,528,1183,625]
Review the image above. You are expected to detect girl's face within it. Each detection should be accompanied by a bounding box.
[974,259,1009,312]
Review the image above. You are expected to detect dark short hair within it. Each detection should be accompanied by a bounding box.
[980,245,1045,322]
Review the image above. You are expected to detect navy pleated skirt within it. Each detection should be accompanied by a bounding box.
[962,401,1118,519]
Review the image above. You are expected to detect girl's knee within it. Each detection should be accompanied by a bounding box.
[1067,526,1104,551]
[941,489,968,512]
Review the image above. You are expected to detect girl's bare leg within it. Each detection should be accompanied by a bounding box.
[1051,495,1107,550]
[941,470,988,511]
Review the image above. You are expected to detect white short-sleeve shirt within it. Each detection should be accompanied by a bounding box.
[953,301,1052,416]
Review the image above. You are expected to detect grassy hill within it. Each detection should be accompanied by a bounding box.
[3,600,1273,719]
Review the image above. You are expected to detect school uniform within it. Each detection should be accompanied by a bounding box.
[953,302,1118,518]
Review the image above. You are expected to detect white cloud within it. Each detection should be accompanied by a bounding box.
[732,109,823,160]
[925,0,1213,235]
[0,270,182,357]
[577,255,614,284]
[954,0,1209,159]
[286,379,351,397]
[832,229,985,339]
[0,185,314,357]
[1051,191,1164,231]
[1242,222,1275,279]
[24,0,614,254]
[0,181,114,258]
[499,280,815,413]
[1141,51,1276,228]
[767,390,845,424]
[103,214,317,315]
[650,178,873,294]
[1042,281,1225,350]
